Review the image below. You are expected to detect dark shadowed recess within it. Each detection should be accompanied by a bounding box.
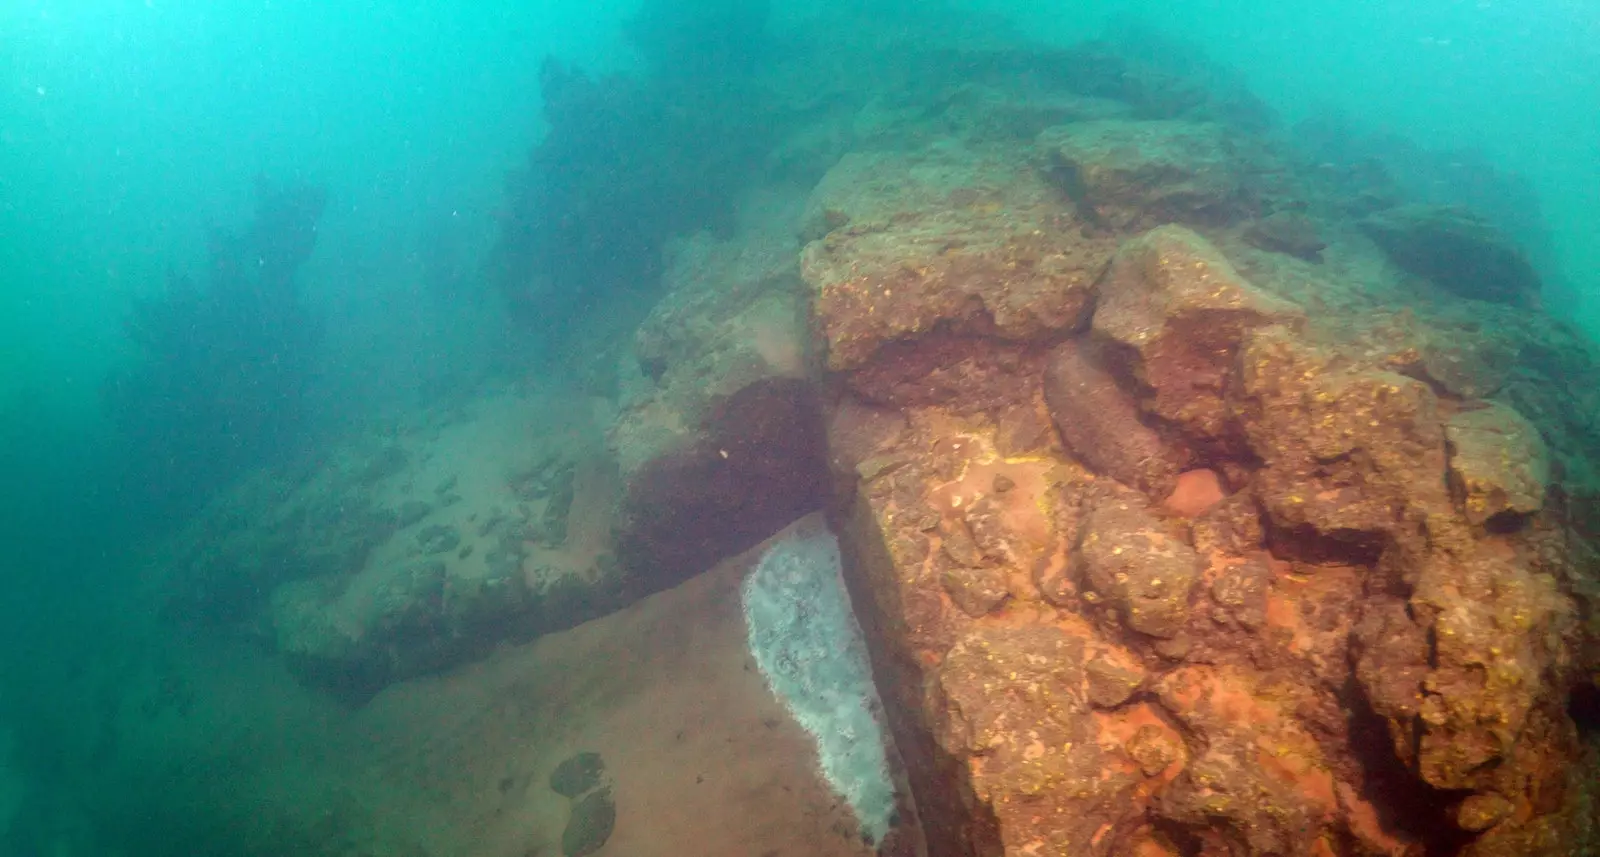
[617,377,831,592]
[1342,677,1476,857]
[1572,682,1600,737]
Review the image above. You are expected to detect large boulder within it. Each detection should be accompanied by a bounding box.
[1042,340,1186,497]
[1074,495,1201,639]
[1093,225,1304,445]
[810,118,1600,857]
[1235,326,1457,546]
[1445,402,1550,527]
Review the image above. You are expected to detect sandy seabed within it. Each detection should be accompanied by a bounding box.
[70,538,873,857]
[355,552,878,857]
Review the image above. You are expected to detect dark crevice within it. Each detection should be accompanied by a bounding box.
[1482,509,1530,534]
[1148,817,1205,857]
[1263,521,1386,568]
[1342,676,1475,856]
[1571,681,1600,738]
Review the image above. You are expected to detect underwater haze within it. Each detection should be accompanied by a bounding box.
[2,1,1599,855]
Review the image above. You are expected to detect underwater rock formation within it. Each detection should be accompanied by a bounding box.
[794,25,1600,857]
[610,222,830,589]
[143,11,1600,855]
[1041,119,1261,230]
[156,390,632,701]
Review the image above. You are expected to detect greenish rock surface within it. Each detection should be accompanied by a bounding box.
[561,788,616,857]
[548,752,606,799]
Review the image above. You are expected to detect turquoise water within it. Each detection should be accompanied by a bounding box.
[1,1,1596,855]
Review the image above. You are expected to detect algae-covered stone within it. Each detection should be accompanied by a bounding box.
[935,625,1142,850]
[1084,654,1145,708]
[1457,793,1515,833]
[1152,666,1342,856]
[1356,544,1571,802]
[1207,558,1270,631]
[1445,402,1550,527]
[1236,326,1454,545]
[1074,498,1199,639]
[802,147,1109,372]
[940,566,1010,618]
[1243,210,1326,260]
[1093,225,1304,442]
[1123,724,1180,777]
[1040,119,1255,230]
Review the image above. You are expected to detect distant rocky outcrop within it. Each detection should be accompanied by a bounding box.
[105,178,327,513]
[1361,203,1543,306]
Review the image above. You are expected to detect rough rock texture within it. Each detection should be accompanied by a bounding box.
[1445,402,1551,527]
[146,13,1600,855]
[1243,210,1327,260]
[802,32,1600,857]
[1075,494,1201,639]
[1094,225,1305,449]
[1040,119,1265,230]
[801,146,1113,374]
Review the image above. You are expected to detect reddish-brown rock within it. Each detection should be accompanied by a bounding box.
[1042,340,1186,497]
[1093,225,1305,447]
[1075,495,1201,639]
[808,114,1600,857]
